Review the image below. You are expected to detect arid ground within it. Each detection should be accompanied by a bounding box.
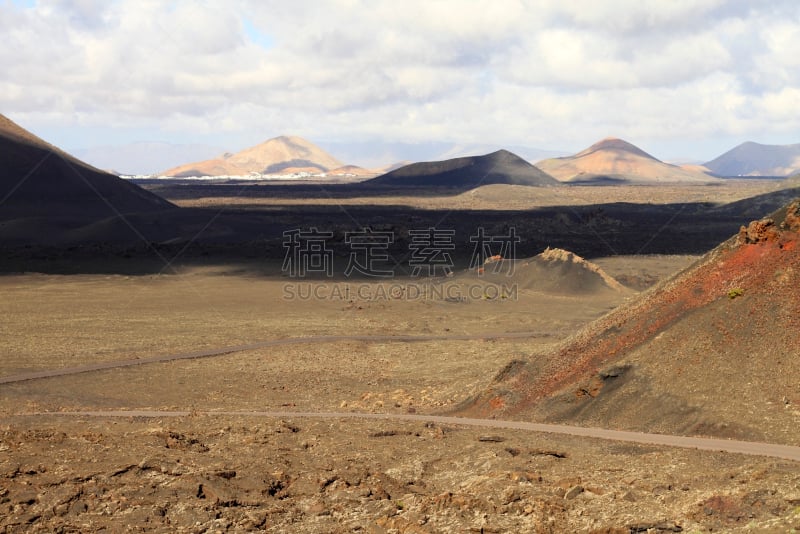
[2,182,800,532]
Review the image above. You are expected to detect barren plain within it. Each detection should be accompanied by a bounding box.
[2,182,800,533]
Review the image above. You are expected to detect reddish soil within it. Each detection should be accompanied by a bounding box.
[461,201,800,442]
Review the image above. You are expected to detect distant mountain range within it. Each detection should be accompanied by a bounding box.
[62,133,800,181]
[702,141,800,177]
[162,136,344,177]
[536,138,718,183]
[365,149,560,188]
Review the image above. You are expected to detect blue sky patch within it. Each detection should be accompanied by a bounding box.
[242,18,274,50]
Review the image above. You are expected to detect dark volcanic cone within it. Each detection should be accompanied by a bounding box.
[0,114,174,219]
[365,149,560,188]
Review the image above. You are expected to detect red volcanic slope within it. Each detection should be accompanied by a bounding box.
[460,200,800,433]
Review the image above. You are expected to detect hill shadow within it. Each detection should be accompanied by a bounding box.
[3,194,794,275]
[135,179,539,202]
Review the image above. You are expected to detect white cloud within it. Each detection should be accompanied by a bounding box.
[544,0,727,34]
[758,87,800,124]
[1,0,799,165]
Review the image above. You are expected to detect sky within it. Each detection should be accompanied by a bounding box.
[2,0,800,171]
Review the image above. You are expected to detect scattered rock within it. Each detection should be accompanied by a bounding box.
[12,488,38,506]
[68,500,88,515]
[628,521,683,532]
[278,421,301,433]
[501,487,521,505]
[370,430,414,438]
[564,486,584,500]
[34,485,81,515]
[304,499,329,516]
[369,484,391,501]
[213,469,237,479]
[784,493,800,505]
[738,218,779,244]
[109,464,137,477]
[508,471,541,483]
[589,528,628,534]
[781,201,800,231]
[196,479,238,506]
[652,484,672,496]
[163,431,209,452]
[585,486,605,496]
[529,448,568,459]
[556,477,582,490]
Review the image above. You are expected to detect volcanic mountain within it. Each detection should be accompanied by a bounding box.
[162,136,343,177]
[704,141,800,177]
[459,199,800,443]
[365,150,560,188]
[537,138,717,183]
[468,247,626,295]
[0,114,173,219]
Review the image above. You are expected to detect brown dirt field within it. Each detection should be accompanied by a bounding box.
[1,256,799,532]
[0,268,624,377]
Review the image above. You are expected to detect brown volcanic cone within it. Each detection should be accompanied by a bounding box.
[162,135,343,177]
[0,114,173,218]
[469,248,626,295]
[537,137,717,183]
[458,199,800,443]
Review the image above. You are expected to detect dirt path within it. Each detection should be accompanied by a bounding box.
[6,331,799,464]
[0,331,554,385]
[12,410,800,462]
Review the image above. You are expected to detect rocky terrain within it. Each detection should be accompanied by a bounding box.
[1,245,799,532]
[2,415,800,533]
